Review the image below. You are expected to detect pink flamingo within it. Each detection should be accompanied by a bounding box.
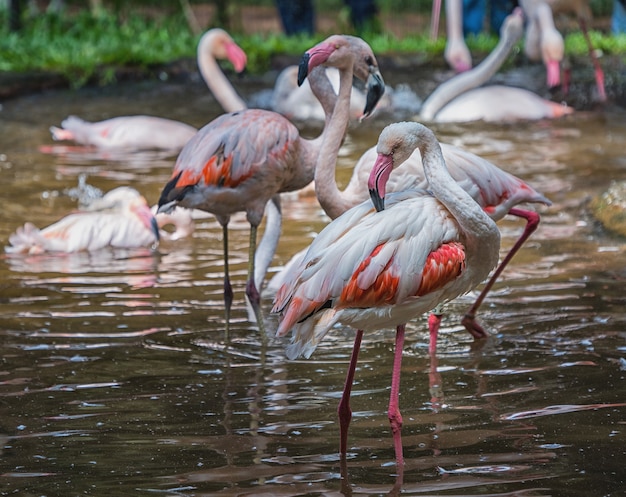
[157,34,385,329]
[268,10,551,348]
[421,7,574,122]
[273,121,501,463]
[49,28,248,151]
[5,187,158,254]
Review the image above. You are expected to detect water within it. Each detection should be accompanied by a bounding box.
[1,72,626,496]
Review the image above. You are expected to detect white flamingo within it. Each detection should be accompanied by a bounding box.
[6,186,158,254]
[49,28,248,151]
[272,121,501,464]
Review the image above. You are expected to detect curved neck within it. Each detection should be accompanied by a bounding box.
[197,36,247,113]
[420,19,522,120]
[417,126,497,240]
[313,62,355,220]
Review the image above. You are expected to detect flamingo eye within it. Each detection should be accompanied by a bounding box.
[365,56,374,66]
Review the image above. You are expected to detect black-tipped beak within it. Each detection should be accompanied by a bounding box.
[362,70,385,119]
[369,188,385,212]
[151,216,160,243]
[297,52,311,86]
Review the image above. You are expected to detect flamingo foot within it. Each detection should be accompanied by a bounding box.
[461,312,488,339]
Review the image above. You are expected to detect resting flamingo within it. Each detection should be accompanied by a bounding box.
[272,121,501,463]
[157,34,385,330]
[6,187,159,254]
[49,28,248,151]
[420,7,573,123]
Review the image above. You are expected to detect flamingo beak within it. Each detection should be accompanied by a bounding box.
[298,41,335,86]
[151,216,160,243]
[225,41,247,73]
[362,69,385,120]
[368,153,394,212]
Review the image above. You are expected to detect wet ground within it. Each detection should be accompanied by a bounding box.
[0,62,626,496]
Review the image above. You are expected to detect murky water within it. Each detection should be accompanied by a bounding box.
[1,71,626,496]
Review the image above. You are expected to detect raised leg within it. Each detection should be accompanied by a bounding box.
[222,224,233,334]
[462,208,540,338]
[338,329,364,456]
[245,224,265,334]
[388,324,405,468]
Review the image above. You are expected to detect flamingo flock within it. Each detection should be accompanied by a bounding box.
[10,6,594,472]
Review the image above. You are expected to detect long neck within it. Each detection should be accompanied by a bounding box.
[417,126,498,241]
[420,19,522,120]
[197,36,247,113]
[313,62,355,220]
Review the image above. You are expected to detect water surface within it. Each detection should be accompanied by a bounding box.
[1,73,625,496]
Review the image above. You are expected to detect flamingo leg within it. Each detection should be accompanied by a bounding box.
[245,224,265,334]
[427,304,445,355]
[431,0,441,39]
[429,349,443,412]
[222,224,233,334]
[578,17,607,102]
[338,329,364,456]
[462,208,540,338]
[388,324,405,468]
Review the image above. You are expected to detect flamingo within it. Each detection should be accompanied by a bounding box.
[420,7,574,122]
[544,0,606,101]
[5,187,159,254]
[157,34,385,330]
[267,9,552,347]
[49,28,248,151]
[272,121,501,463]
[443,0,473,73]
[520,0,565,90]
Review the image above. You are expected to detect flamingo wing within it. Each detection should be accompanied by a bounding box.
[273,191,465,342]
[159,110,300,210]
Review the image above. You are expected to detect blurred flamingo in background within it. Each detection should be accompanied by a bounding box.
[420,7,573,122]
[157,34,385,330]
[6,187,158,254]
[273,121,501,464]
[443,0,473,73]
[48,28,248,152]
[521,0,606,101]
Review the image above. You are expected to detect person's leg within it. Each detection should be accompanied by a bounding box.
[275,0,315,36]
[612,0,626,34]
[489,0,517,33]
[343,0,380,33]
[463,0,486,36]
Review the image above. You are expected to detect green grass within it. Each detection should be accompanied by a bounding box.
[1,8,625,88]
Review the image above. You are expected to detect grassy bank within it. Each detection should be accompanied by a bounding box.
[1,6,625,88]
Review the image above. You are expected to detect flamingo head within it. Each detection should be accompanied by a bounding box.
[199,28,247,74]
[298,35,385,118]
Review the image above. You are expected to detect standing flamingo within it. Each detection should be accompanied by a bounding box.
[273,121,501,463]
[267,9,551,349]
[157,34,385,330]
[5,187,159,254]
[49,28,248,151]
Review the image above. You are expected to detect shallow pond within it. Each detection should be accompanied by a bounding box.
[1,69,625,496]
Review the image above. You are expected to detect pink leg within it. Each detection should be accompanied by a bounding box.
[462,208,540,338]
[388,324,405,468]
[429,350,443,412]
[431,0,441,39]
[579,17,607,102]
[338,329,364,456]
[428,310,443,355]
